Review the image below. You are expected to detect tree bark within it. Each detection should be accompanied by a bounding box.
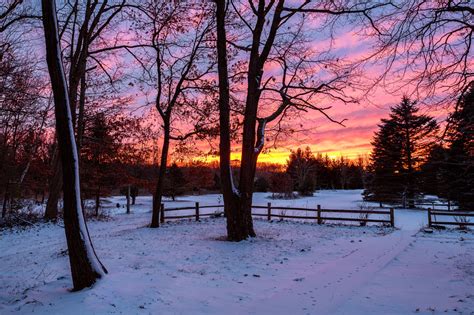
[42,0,106,291]
[404,117,415,208]
[215,0,252,241]
[44,4,90,221]
[95,186,100,217]
[44,151,62,220]
[151,123,170,228]
[1,182,10,218]
[76,71,87,153]
[126,185,130,214]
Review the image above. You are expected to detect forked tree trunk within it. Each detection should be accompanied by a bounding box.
[151,125,170,228]
[215,0,254,241]
[42,0,106,290]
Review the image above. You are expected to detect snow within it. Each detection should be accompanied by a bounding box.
[1,190,473,314]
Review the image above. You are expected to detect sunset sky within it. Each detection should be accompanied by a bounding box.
[196,98,449,165]
[18,2,454,166]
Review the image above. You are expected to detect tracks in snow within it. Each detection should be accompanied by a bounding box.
[247,230,415,314]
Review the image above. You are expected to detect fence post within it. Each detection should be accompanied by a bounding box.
[448,200,451,211]
[317,205,322,224]
[160,203,165,224]
[428,208,432,227]
[389,208,395,227]
[195,202,200,221]
[267,202,271,221]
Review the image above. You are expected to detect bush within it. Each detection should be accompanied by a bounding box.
[254,177,269,192]
[269,172,295,199]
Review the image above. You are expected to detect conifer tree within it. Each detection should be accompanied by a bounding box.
[420,144,446,196]
[442,86,474,210]
[365,97,438,207]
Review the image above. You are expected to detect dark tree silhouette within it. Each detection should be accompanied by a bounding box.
[441,85,474,210]
[365,97,439,207]
[45,0,126,221]
[124,1,216,228]
[163,163,187,201]
[215,0,382,241]
[286,147,317,196]
[269,172,294,199]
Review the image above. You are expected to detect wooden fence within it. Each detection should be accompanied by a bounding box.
[160,202,395,227]
[378,200,452,210]
[428,208,474,228]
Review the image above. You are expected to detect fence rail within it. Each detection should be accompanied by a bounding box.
[428,208,474,228]
[377,199,452,210]
[159,202,394,227]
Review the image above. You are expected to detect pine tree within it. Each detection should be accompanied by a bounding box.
[365,97,439,207]
[442,86,474,210]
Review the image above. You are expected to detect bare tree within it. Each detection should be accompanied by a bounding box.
[124,1,217,227]
[1,4,49,217]
[45,0,126,220]
[215,0,382,240]
[41,0,107,290]
[366,0,473,105]
[0,0,38,33]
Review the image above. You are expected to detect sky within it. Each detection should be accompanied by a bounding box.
[15,1,454,166]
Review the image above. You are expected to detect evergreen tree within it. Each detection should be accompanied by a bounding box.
[420,144,446,196]
[442,86,474,210]
[364,97,439,207]
[81,113,122,215]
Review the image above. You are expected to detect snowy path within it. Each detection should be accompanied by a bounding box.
[247,230,415,314]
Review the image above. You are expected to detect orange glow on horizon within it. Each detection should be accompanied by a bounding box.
[192,146,372,166]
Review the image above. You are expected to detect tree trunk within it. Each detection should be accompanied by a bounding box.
[1,182,10,218]
[45,151,62,221]
[151,124,170,228]
[42,0,106,290]
[76,71,86,153]
[405,123,415,209]
[215,0,252,241]
[95,186,100,217]
[126,185,130,214]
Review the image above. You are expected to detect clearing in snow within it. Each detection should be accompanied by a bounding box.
[1,190,473,314]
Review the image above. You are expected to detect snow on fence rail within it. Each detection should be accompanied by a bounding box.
[160,202,395,227]
[428,208,474,228]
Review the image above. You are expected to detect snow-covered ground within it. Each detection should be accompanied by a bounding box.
[1,190,473,314]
